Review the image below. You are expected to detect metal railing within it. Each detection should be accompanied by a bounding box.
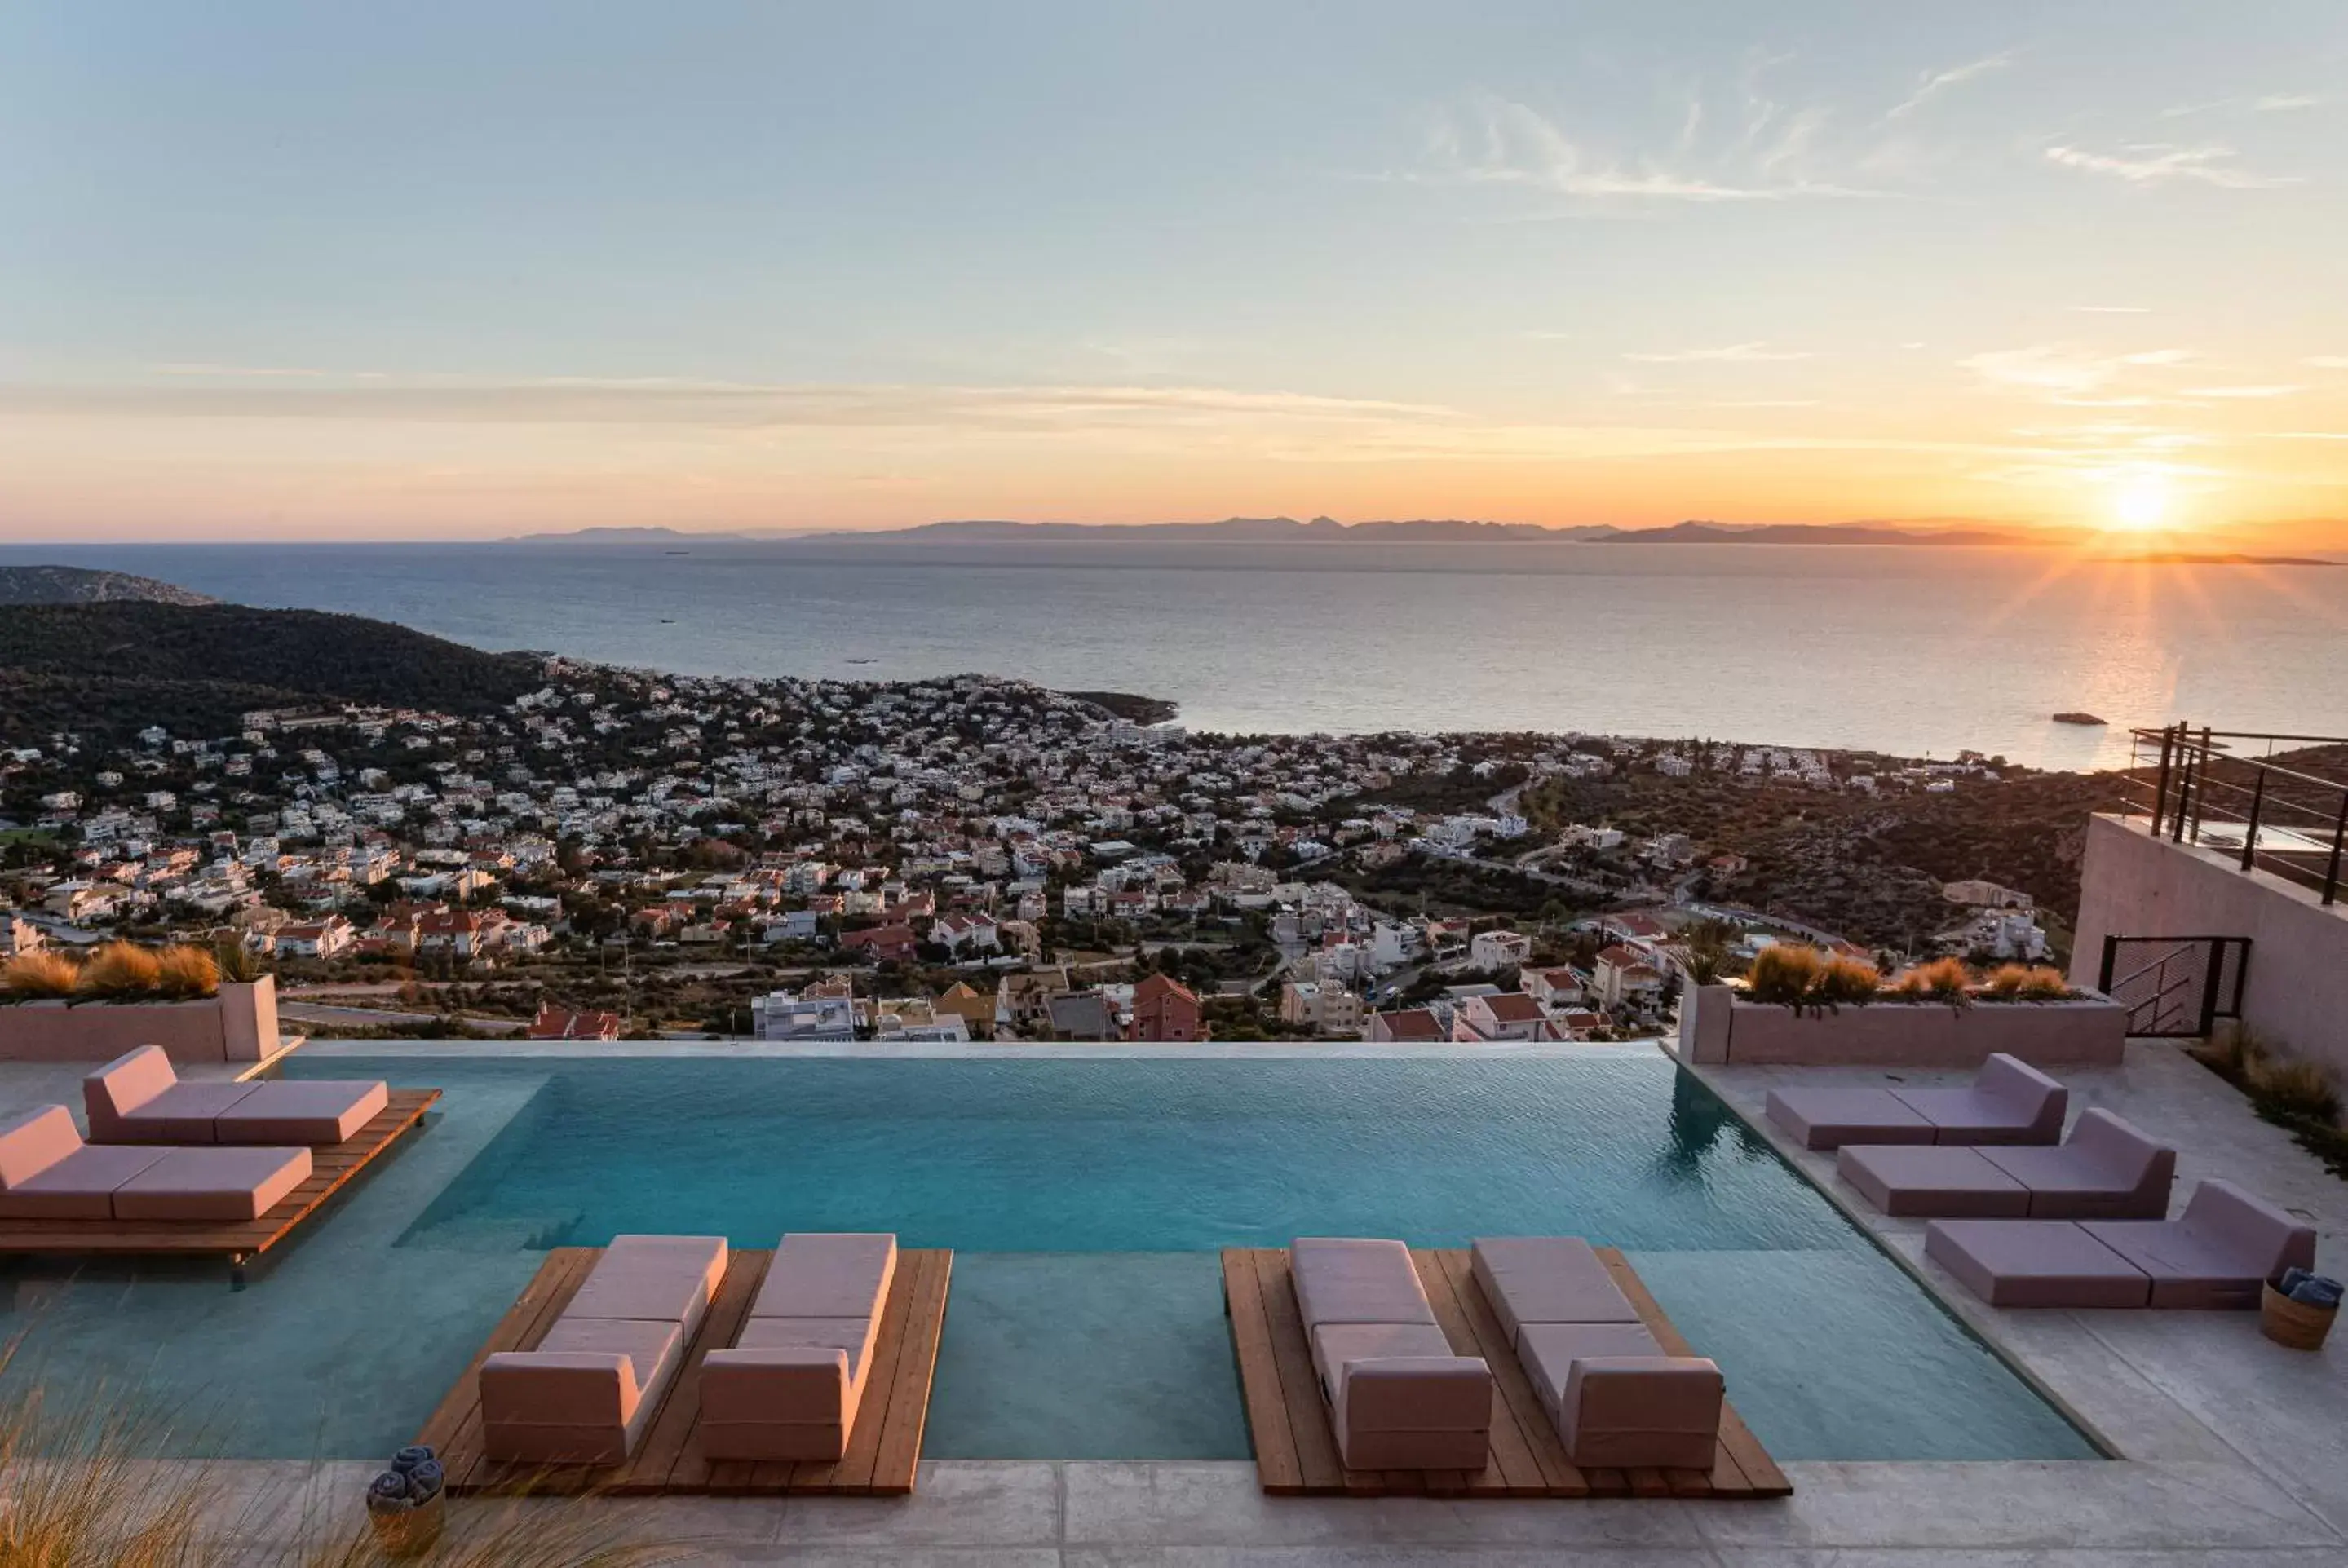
[2118,725,2348,906]
[2096,934,2250,1037]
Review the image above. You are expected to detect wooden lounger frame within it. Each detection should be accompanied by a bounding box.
[0,1089,440,1277]
[419,1244,953,1496]
[1223,1245,1791,1500]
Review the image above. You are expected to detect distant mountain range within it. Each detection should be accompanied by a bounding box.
[493,516,2340,558]
[502,517,2023,547]
[0,563,218,606]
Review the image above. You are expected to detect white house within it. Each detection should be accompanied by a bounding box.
[1469,929,1532,971]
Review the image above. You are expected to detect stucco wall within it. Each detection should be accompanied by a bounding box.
[2071,813,2348,1076]
[0,977,279,1064]
[1679,983,2125,1068]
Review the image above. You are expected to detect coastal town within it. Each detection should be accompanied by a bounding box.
[0,659,2066,1045]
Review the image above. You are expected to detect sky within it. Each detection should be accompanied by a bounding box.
[5,1,2348,542]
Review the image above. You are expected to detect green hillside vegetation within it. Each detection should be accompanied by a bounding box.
[0,603,544,743]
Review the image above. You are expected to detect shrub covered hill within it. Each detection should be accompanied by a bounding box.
[0,563,219,607]
[0,602,544,745]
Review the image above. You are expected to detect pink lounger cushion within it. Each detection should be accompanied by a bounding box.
[480,1234,727,1465]
[1559,1357,1724,1471]
[213,1080,389,1145]
[1925,1219,2152,1308]
[749,1232,897,1321]
[1890,1055,2068,1146]
[1288,1237,1492,1471]
[1470,1236,1641,1343]
[2081,1180,2319,1309]
[1767,1055,2070,1151]
[1764,1088,1935,1151]
[0,1118,170,1220]
[1976,1110,2174,1220]
[83,1046,392,1147]
[1290,1237,1439,1328]
[1837,1145,2033,1218]
[699,1232,900,1464]
[108,1145,312,1221]
[1333,1357,1495,1469]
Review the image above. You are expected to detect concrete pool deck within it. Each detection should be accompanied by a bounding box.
[5,1038,2345,1562]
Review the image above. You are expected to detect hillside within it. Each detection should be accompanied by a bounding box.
[0,603,543,743]
[1524,764,2124,956]
[0,564,217,607]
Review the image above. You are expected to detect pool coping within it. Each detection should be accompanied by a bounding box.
[292,1037,1674,1061]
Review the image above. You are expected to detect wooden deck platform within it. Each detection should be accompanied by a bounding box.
[419,1245,953,1496]
[1223,1245,1791,1500]
[0,1089,441,1270]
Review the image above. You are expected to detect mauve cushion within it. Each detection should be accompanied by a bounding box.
[1290,1238,1435,1329]
[108,1146,310,1221]
[213,1080,388,1144]
[750,1233,896,1320]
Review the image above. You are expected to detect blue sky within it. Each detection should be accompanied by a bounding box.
[4,1,2347,539]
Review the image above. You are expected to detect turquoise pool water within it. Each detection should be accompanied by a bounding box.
[0,1052,2096,1464]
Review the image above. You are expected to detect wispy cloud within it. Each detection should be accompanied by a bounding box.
[2306,356,2348,369]
[5,374,1465,431]
[1958,344,2200,400]
[1884,52,2012,121]
[2259,431,2348,440]
[2162,93,2326,118]
[2044,143,2299,189]
[1401,91,1883,206]
[1624,342,1814,364]
[2071,305,2151,315]
[2182,383,2302,399]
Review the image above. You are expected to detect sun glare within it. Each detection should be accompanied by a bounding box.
[2108,475,2172,532]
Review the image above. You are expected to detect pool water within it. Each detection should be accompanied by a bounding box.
[0,1051,2096,1464]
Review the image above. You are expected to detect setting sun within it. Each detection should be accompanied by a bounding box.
[2109,475,2173,532]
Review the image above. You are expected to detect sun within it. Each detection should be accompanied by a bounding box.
[2108,475,2172,532]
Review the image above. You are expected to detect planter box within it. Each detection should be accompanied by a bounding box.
[1677,982,2127,1069]
[0,977,281,1065]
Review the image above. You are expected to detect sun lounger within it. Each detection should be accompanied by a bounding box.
[1886,1054,2069,1145]
[0,1103,310,1221]
[1766,1051,2076,1150]
[1472,1237,1722,1469]
[1926,1180,2316,1310]
[1765,1053,2068,1150]
[1837,1108,2173,1220]
[480,1234,726,1464]
[2083,1181,2319,1309]
[1290,1237,1492,1469]
[701,1232,899,1461]
[85,1046,389,1146]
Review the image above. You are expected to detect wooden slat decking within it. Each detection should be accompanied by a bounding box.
[419,1245,953,1496]
[0,1088,440,1266]
[1222,1245,1791,1500]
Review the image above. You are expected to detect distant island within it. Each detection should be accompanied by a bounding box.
[0,564,218,607]
[2089,552,2335,568]
[1589,521,2035,547]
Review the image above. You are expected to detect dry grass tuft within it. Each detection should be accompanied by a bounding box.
[154,945,222,1000]
[1891,956,1973,1002]
[2,949,82,1000]
[1814,954,1882,1007]
[75,942,166,1000]
[2245,1053,2343,1126]
[1983,964,2072,1000]
[1744,943,1823,1008]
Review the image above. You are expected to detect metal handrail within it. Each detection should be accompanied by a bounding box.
[2119,724,2348,907]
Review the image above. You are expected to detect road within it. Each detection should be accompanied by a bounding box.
[277,1002,528,1035]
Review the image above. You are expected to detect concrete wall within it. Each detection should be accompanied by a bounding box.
[1678,982,2126,1067]
[2072,812,2348,1076]
[0,976,280,1064]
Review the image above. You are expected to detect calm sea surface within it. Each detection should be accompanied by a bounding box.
[8,540,2343,769]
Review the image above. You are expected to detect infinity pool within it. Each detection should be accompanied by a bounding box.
[0,1049,2096,1464]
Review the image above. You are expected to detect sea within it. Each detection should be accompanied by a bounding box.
[7,539,2344,771]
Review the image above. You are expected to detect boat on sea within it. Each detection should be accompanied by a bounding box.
[2052,712,2107,726]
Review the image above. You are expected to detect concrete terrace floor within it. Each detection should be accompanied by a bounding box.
[4,1040,2346,1563]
